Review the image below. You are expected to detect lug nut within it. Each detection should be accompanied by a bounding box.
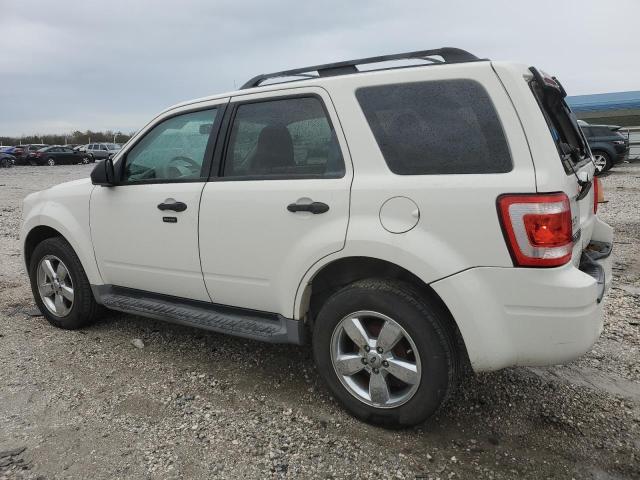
[373,368,379,374]
[382,360,389,368]
[364,345,370,352]
[376,347,383,354]
[361,358,368,364]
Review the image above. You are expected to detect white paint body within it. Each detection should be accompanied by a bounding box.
[21,59,612,372]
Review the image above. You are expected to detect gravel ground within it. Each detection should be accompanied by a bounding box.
[0,163,638,480]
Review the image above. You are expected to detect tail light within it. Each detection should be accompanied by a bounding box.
[497,193,573,267]
[593,176,599,214]
[36,152,42,157]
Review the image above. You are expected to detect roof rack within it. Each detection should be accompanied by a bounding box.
[241,47,483,90]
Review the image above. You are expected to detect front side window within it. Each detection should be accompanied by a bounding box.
[356,80,512,175]
[223,97,344,178]
[123,108,217,182]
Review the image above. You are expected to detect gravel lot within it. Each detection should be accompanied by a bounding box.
[0,163,638,479]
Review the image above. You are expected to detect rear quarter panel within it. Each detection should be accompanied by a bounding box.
[321,63,536,280]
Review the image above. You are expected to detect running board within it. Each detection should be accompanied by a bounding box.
[92,286,305,345]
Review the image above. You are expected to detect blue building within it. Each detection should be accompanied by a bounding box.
[567,91,640,127]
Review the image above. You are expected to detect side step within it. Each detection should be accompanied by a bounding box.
[93,286,305,345]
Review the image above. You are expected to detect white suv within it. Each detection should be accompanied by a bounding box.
[21,48,613,427]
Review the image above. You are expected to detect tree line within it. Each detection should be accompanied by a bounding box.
[0,130,135,147]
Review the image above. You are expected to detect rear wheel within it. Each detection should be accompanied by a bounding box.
[313,279,458,427]
[29,237,100,329]
[593,151,612,174]
[47,157,56,166]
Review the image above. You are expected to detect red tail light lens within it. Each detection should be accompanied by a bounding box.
[593,176,599,214]
[497,193,573,267]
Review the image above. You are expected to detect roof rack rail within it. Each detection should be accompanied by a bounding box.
[241,47,483,90]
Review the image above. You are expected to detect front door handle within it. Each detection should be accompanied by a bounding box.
[157,200,187,212]
[287,201,329,214]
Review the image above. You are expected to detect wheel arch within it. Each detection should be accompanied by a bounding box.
[22,215,102,286]
[297,255,470,367]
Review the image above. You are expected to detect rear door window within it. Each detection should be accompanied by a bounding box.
[223,96,344,179]
[355,79,512,175]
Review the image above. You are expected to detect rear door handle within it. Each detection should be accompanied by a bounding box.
[157,200,187,212]
[287,201,329,214]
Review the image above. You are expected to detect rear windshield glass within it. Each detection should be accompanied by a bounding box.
[356,79,512,175]
[529,79,589,172]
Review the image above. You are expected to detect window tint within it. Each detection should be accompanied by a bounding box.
[580,126,593,138]
[124,108,217,182]
[223,97,344,178]
[356,80,511,175]
[592,126,614,137]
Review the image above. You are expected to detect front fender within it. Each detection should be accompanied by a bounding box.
[21,182,102,285]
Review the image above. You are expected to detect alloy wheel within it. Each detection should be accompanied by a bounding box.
[593,154,607,171]
[47,158,55,166]
[330,310,421,408]
[37,255,74,317]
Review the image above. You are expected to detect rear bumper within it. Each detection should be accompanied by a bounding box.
[432,218,613,372]
[614,149,629,164]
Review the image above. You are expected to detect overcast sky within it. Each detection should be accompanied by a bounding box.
[1,0,638,137]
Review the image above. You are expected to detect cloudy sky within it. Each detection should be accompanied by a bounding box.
[1,0,638,137]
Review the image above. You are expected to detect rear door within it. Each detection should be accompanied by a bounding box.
[198,88,352,316]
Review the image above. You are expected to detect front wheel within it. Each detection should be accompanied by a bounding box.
[29,237,100,329]
[81,156,90,164]
[313,279,458,427]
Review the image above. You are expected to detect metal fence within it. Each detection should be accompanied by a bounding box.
[620,127,640,160]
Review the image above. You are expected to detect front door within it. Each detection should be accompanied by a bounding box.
[90,100,227,301]
[199,89,352,316]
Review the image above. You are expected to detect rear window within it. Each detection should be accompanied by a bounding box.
[356,79,512,175]
[529,76,590,172]
[591,126,615,137]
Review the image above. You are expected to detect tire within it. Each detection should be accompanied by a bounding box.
[312,278,458,427]
[47,157,56,166]
[29,237,100,329]
[81,156,90,165]
[592,150,612,175]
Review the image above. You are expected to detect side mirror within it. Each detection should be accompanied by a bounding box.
[91,158,115,186]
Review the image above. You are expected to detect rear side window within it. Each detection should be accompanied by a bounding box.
[356,80,512,175]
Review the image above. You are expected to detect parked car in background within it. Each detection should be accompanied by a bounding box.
[20,144,49,165]
[0,152,15,168]
[1,146,24,160]
[31,146,91,166]
[86,143,121,160]
[579,122,629,174]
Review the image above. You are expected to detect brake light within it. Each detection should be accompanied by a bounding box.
[593,176,599,214]
[36,152,42,157]
[497,193,573,267]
